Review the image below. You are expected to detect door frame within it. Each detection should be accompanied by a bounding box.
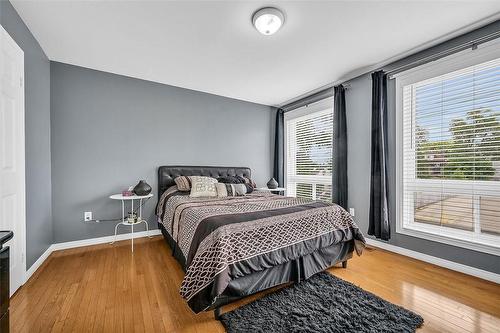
[1,23,27,292]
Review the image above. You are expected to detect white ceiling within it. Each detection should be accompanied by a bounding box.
[11,1,500,106]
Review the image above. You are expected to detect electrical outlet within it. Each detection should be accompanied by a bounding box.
[84,211,92,222]
[349,208,355,217]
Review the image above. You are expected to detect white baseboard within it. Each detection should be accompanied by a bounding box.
[25,229,161,282]
[365,238,500,284]
[51,229,161,251]
[25,245,53,282]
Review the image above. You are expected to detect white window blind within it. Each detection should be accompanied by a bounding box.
[398,43,500,254]
[285,102,333,202]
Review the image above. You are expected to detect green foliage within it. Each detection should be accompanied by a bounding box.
[416,108,499,181]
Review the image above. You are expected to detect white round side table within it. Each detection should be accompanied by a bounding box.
[256,187,287,195]
[109,193,153,252]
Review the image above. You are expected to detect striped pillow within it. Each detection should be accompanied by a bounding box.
[174,176,191,191]
[216,183,252,197]
[242,176,257,189]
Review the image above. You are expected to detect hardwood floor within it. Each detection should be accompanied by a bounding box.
[10,236,500,332]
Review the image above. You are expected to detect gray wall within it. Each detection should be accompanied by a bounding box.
[0,1,53,269]
[50,62,274,243]
[346,21,500,274]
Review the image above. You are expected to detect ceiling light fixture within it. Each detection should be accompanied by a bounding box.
[252,7,284,36]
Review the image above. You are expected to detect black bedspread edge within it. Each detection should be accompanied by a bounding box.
[190,238,354,313]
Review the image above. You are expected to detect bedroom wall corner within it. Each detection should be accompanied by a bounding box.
[0,0,54,270]
[270,106,279,183]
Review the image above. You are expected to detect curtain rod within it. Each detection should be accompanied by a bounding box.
[386,30,500,77]
[280,84,351,112]
[281,87,333,112]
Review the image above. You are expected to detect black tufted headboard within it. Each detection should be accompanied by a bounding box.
[157,165,252,197]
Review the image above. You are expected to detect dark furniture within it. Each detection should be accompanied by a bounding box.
[0,231,13,333]
[157,166,352,319]
[157,165,252,198]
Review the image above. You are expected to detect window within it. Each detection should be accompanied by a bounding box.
[285,98,333,202]
[396,40,500,255]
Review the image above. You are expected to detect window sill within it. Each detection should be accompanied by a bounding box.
[396,223,500,256]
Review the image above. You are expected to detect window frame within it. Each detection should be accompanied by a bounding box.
[284,97,334,201]
[395,39,500,256]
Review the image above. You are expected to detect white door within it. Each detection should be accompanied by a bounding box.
[0,24,26,296]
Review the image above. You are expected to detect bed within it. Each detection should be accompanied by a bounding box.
[156,166,365,317]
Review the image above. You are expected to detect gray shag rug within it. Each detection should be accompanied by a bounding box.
[220,272,423,333]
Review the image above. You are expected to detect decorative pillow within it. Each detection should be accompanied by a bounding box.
[217,175,257,189]
[217,176,245,184]
[174,176,191,191]
[216,183,253,197]
[189,176,218,197]
[242,176,257,189]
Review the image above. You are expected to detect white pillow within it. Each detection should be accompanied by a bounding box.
[189,176,218,197]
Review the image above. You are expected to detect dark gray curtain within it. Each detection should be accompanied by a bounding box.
[368,71,391,240]
[273,108,285,186]
[333,85,348,209]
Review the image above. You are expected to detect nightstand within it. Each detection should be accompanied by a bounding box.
[256,187,287,195]
[109,193,153,252]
